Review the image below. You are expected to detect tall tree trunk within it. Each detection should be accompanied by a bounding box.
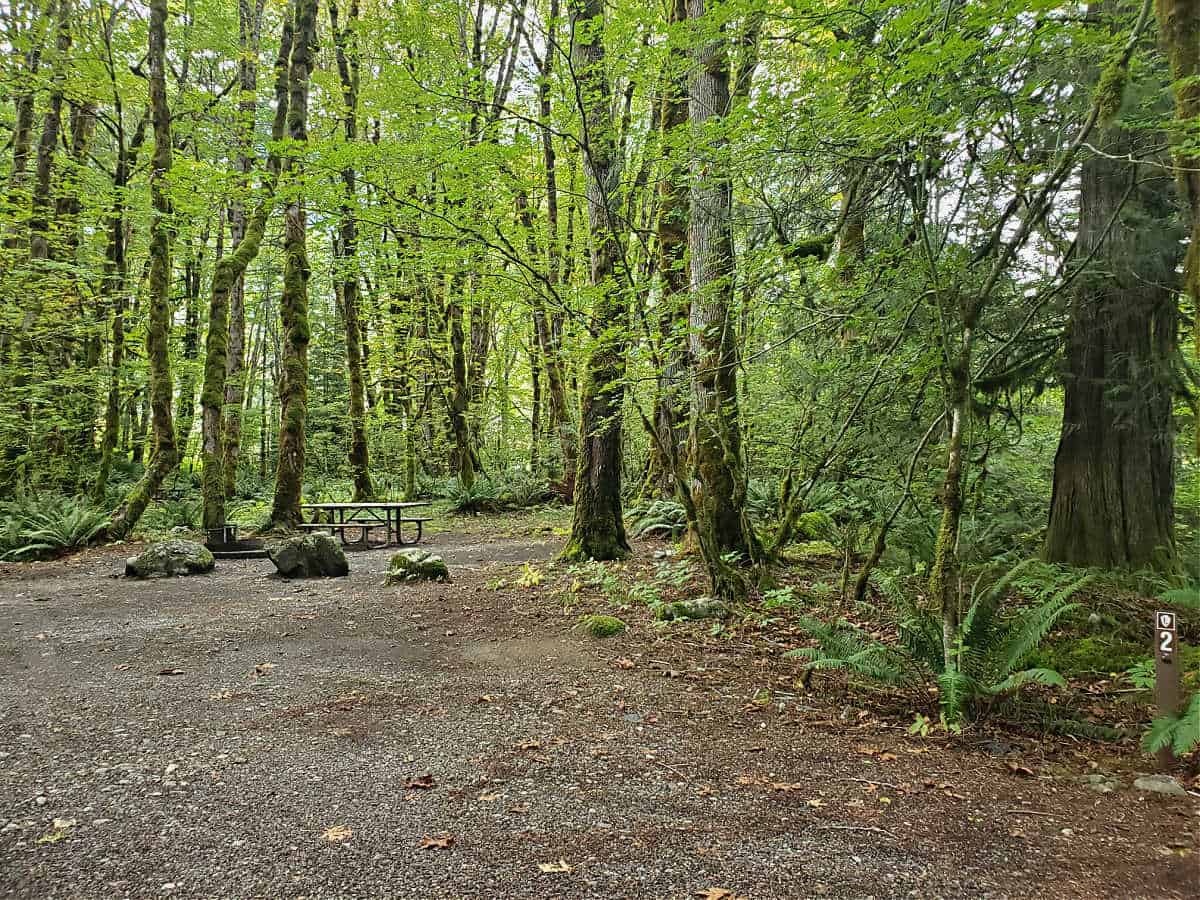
[648,0,689,498]
[1153,0,1199,453]
[684,0,760,597]
[106,0,175,540]
[174,222,209,461]
[265,0,316,532]
[330,0,373,501]
[222,0,266,499]
[1044,120,1179,567]
[446,285,477,490]
[561,0,631,562]
[200,12,291,531]
[2,1,45,254]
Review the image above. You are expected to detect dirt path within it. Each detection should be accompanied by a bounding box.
[1,526,1196,899]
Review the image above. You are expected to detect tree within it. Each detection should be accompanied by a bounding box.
[684,0,761,599]
[561,0,632,562]
[264,0,317,532]
[106,0,176,540]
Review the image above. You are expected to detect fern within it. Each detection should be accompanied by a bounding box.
[794,559,1092,724]
[1143,693,1200,757]
[627,499,687,538]
[1158,586,1200,611]
[787,617,910,686]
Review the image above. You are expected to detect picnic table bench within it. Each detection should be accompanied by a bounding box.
[299,501,432,549]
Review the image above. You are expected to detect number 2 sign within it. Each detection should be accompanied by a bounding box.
[1156,611,1176,663]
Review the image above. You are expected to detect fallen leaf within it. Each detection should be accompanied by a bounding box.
[156,667,184,676]
[696,889,734,900]
[1005,762,1036,778]
[37,818,76,844]
[113,664,131,672]
[321,825,353,843]
[253,663,275,677]
[806,798,825,808]
[405,773,436,790]
[477,792,500,802]
[420,834,455,850]
[537,859,573,874]
[208,690,233,701]
[697,785,716,797]
[771,782,805,792]
[517,740,541,751]
[614,657,636,670]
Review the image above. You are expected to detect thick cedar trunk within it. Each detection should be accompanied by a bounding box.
[106,0,175,540]
[1153,0,1199,453]
[1044,119,1178,568]
[685,0,759,597]
[200,14,290,531]
[330,0,374,501]
[265,0,316,532]
[561,0,631,562]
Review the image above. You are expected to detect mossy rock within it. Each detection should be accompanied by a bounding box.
[386,548,450,583]
[125,540,215,578]
[267,534,349,578]
[578,614,625,637]
[655,597,730,621]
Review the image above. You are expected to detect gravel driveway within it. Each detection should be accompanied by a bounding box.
[1,529,1196,899]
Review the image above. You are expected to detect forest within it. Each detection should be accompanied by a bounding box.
[1,0,1199,764]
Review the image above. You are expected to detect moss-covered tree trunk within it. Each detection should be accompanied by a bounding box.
[929,356,970,677]
[446,288,477,491]
[561,0,631,562]
[330,0,373,501]
[1154,0,1199,454]
[1044,116,1179,568]
[200,12,291,531]
[93,112,148,504]
[174,223,209,461]
[2,4,44,255]
[647,0,690,499]
[684,0,760,599]
[264,0,316,533]
[221,0,266,500]
[106,0,175,541]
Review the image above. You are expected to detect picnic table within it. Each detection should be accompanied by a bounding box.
[299,501,432,549]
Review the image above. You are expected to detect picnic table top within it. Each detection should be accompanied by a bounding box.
[300,500,431,510]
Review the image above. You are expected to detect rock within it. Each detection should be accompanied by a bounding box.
[1075,773,1121,794]
[266,534,349,578]
[1132,774,1188,797]
[655,597,730,621]
[385,548,449,583]
[124,540,214,578]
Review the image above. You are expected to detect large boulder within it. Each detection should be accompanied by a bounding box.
[385,548,449,584]
[267,534,349,578]
[125,540,215,578]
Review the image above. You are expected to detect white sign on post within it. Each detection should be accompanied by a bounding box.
[1157,611,1176,662]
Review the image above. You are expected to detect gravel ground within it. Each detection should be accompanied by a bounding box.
[1,524,1197,899]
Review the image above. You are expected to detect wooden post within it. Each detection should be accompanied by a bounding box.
[1155,610,1181,771]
